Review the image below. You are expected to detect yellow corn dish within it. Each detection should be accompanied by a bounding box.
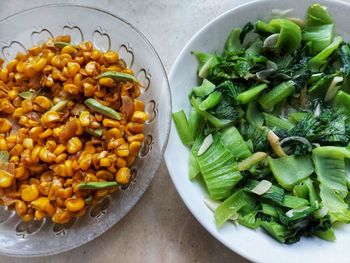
[0,35,147,224]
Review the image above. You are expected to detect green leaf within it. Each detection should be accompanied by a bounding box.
[268,155,314,190]
[194,134,242,200]
[269,19,302,54]
[224,28,243,53]
[0,151,9,162]
[221,126,252,160]
[319,184,350,223]
[192,51,219,78]
[215,189,255,226]
[312,149,348,197]
[306,4,333,26]
[192,79,216,97]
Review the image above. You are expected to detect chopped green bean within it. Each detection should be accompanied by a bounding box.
[84,98,121,120]
[96,71,143,87]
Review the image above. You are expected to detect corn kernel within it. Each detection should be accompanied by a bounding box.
[9,155,19,164]
[64,83,80,95]
[33,57,47,72]
[79,153,92,171]
[91,49,101,60]
[53,144,66,156]
[52,209,71,224]
[116,143,129,157]
[21,184,39,202]
[65,197,85,212]
[23,138,34,150]
[0,118,12,133]
[116,157,127,168]
[82,82,95,97]
[57,187,73,200]
[9,144,24,156]
[34,96,52,110]
[34,210,46,220]
[96,170,114,180]
[103,50,119,63]
[21,213,34,222]
[41,111,60,127]
[67,62,80,78]
[29,126,44,139]
[14,166,29,179]
[65,159,73,177]
[116,167,131,184]
[12,107,24,118]
[55,153,67,164]
[131,111,148,123]
[18,115,29,126]
[0,170,14,187]
[39,129,53,139]
[126,156,136,166]
[106,128,122,139]
[129,141,142,156]
[103,118,119,128]
[79,111,90,127]
[99,157,112,167]
[127,134,144,142]
[15,200,27,215]
[21,99,33,113]
[31,197,55,216]
[127,122,144,133]
[99,77,116,88]
[7,90,18,101]
[67,137,82,154]
[61,45,77,55]
[85,61,100,76]
[39,147,56,163]
[0,68,9,82]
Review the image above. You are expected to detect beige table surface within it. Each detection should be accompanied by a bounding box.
[0,0,253,262]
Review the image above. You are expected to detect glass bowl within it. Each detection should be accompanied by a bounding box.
[0,4,171,257]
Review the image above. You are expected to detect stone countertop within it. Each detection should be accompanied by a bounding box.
[0,0,251,262]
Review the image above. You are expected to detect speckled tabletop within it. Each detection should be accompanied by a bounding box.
[0,1,252,262]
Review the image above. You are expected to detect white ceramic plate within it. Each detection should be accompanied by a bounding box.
[165,0,350,262]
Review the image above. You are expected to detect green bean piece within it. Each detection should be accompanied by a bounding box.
[77,181,119,190]
[263,113,294,130]
[269,19,302,54]
[188,108,203,139]
[237,84,268,104]
[48,100,68,112]
[0,151,9,162]
[18,91,34,100]
[191,96,232,128]
[199,91,222,111]
[96,71,143,87]
[54,42,70,48]
[258,80,295,111]
[84,98,122,120]
[172,110,194,146]
[85,127,103,137]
